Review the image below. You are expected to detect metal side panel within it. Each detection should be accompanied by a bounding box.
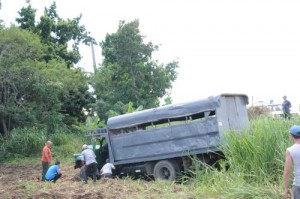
[110,118,219,163]
[217,95,249,134]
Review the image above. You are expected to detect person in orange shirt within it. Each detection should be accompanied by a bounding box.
[41,140,52,181]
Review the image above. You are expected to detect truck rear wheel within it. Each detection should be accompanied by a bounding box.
[153,160,180,181]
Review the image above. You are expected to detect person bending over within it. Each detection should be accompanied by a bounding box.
[100,159,115,179]
[81,144,97,183]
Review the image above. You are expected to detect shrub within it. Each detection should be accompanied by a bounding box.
[4,127,47,159]
[50,132,69,146]
[49,132,86,162]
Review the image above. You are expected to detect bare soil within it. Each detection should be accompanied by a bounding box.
[0,163,196,199]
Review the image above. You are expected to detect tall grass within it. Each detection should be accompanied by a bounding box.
[1,127,47,161]
[223,117,294,182]
[188,117,300,198]
[49,132,86,163]
[0,127,86,163]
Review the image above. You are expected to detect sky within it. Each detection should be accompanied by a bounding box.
[1,0,300,110]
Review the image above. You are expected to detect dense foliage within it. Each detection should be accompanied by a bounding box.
[1,2,179,161]
[0,27,46,136]
[16,1,96,125]
[13,2,178,127]
[0,26,93,136]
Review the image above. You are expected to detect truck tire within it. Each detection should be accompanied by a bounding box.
[153,160,180,181]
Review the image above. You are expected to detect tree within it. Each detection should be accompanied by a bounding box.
[15,1,96,126]
[0,27,93,136]
[16,1,95,67]
[16,0,36,31]
[0,27,59,136]
[93,20,179,120]
[57,67,95,125]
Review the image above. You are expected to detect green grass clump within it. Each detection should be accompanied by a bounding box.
[50,132,85,163]
[186,117,300,198]
[0,127,86,163]
[1,127,47,160]
[222,117,295,182]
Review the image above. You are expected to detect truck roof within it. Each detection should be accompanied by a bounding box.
[107,93,248,129]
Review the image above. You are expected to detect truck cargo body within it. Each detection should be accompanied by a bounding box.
[89,94,249,180]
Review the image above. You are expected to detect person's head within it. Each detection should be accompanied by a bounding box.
[55,160,60,165]
[82,144,88,151]
[46,140,52,147]
[283,95,287,100]
[289,125,300,139]
[106,158,110,163]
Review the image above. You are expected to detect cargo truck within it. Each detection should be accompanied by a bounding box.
[74,93,249,180]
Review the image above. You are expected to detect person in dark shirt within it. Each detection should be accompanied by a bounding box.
[282,95,292,119]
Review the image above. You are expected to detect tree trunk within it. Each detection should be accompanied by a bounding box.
[1,118,9,137]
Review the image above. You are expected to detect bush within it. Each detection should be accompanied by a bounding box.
[50,132,69,146]
[48,132,86,162]
[3,127,47,160]
[0,127,86,163]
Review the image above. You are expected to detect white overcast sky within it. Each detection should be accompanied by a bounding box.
[1,0,300,109]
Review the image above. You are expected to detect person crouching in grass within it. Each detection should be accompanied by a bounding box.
[45,160,62,183]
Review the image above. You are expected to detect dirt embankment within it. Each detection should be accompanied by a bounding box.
[0,163,195,199]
